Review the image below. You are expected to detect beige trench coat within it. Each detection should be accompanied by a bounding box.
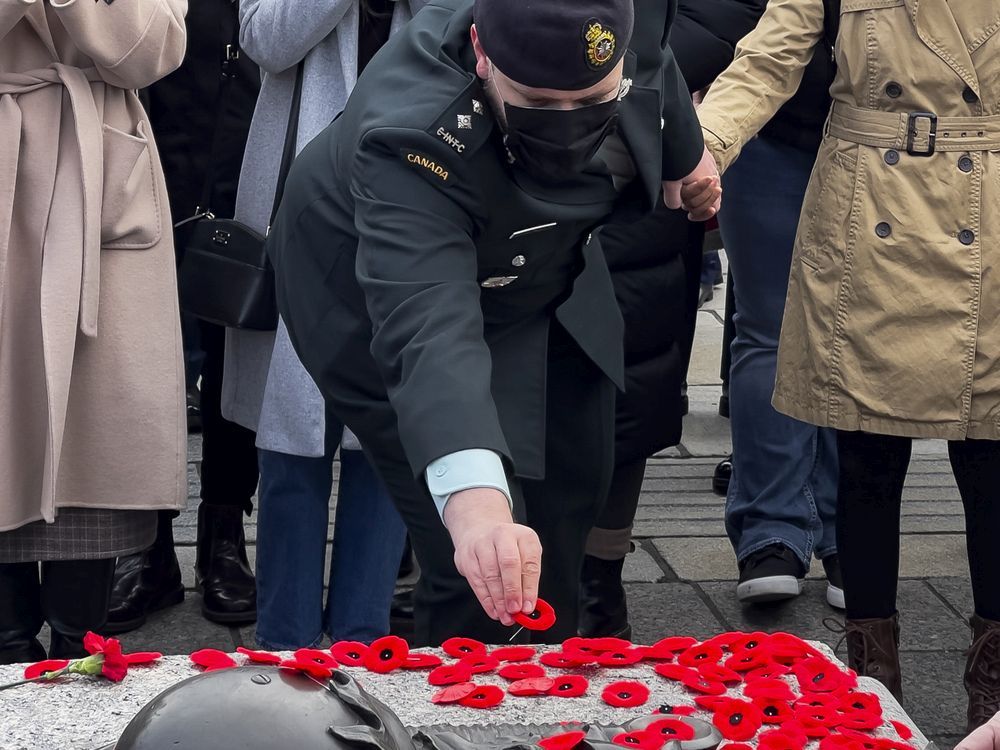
[0,0,188,531]
[699,0,1000,440]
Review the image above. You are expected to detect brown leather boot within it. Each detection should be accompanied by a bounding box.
[965,614,1000,733]
[845,614,903,701]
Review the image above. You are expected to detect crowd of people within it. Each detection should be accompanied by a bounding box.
[2,0,999,739]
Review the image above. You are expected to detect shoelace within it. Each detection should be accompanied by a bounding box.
[823,617,895,673]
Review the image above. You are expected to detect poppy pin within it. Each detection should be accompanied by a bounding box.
[602,680,650,708]
[548,675,589,698]
[364,635,409,674]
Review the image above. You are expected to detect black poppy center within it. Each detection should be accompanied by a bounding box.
[695,653,708,660]
[348,651,360,660]
[618,691,631,699]
[625,739,640,746]
[528,610,541,620]
[380,649,393,660]
[460,646,473,653]
[764,706,779,717]
[659,705,674,713]
[729,713,744,726]
[559,683,573,691]
[660,727,678,736]
[853,702,865,709]
[746,640,759,649]
[812,672,826,683]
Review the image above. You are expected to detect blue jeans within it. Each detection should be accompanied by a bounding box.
[255,441,407,649]
[719,136,839,567]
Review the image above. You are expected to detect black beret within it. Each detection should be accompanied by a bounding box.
[474,0,634,91]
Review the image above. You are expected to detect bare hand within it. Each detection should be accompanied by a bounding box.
[663,145,722,221]
[443,488,542,626]
[957,712,1000,750]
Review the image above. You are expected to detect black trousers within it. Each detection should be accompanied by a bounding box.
[343,327,615,645]
[837,431,1000,621]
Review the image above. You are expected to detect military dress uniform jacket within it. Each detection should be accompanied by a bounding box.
[271,0,704,484]
[698,0,1000,440]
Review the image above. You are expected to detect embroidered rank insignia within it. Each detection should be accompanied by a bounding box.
[472,99,485,116]
[457,114,473,130]
[584,20,616,70]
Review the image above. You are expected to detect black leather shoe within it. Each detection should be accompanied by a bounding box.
[712,455,732,496]
[578,555,631,640]
[105,522,185,634]
[42,559,116,659]
[0,563,45,665]
[196,504,257,624]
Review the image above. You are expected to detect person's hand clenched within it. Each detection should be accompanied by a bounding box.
[663,145,722,221]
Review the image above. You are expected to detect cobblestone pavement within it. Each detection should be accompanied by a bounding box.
[112,275,973,749]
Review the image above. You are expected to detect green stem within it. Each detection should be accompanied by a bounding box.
[0,666,70,692]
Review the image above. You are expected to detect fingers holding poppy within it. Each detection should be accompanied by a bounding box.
[517,527,542,614]
[493,531,525,616]
[474,537,515,626]
[455,548,500,621]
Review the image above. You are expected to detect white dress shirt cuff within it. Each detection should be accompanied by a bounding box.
[426,449,512,521]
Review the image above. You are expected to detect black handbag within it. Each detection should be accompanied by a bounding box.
[177,47,304,331]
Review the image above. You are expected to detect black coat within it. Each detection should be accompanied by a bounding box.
[603,0,768,464]
[271,0,705,482]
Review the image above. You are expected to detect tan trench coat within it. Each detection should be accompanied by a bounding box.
[0,0,188,531]
[699,0,1000,440]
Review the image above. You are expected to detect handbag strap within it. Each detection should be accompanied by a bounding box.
[268,61,305,232]
[195,4,244,217]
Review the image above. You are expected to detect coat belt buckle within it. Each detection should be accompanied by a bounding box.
[906,112,938,156]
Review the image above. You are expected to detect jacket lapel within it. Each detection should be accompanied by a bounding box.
[615,50,661,215]
[24,2,59,60]
[906,0,980,93]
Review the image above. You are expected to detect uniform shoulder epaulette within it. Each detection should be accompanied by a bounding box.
[423,78,495,161]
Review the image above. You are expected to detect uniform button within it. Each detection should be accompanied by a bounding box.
[963,86,979,104]
[884,149,900,165]
[875,222,892,238]
[434,465,448,477]
[958,155,974,173]
[959,229,976,245]
[885,82,903,98]
[511,255,526,267]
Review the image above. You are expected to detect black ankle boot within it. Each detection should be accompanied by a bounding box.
[0,563,45,664]
[41,559,115,659]
[196,504,256,624]
[106,514,184,634]
[578,555,631,640]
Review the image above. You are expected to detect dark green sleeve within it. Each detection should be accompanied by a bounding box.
[350,127,512,477]
[660,41,705,181]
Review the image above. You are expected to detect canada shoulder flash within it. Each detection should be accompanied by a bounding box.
[403,152,449,181]
[583,20,616,70]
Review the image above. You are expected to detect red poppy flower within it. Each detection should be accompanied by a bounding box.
[190,648,237,672]
[786,718,830,740]
[442,637,488,659]
[363,635,409,674]
[403,653,443,670]
[769,633,820,664]
[838,692,882,716]
[279,657,333,680]
[747,664,792,681]
[837,729,880,749]
[758,729,806,750]
[753,697,794,724]
[460,653,500,674]
[539,731,587,750]
[330,641,369,667]
[236,647,282,665]
[780,721,811,745]
[794,693,842,710]
[602,680,650,708]
[793,657,850,693]
[431,681,477,704]
[514,598,556,631]
[795,704,841,730]
[428,662,474,685]
[681,670,727,696]
[83,633,129,682]
[699,662,742,684]
[508,677,555,696]
[731,632,771,652]
[700,632,745,651]
[24,659,70,680]
[646,719,696,741]
[678,642,724,668]
[294,648,339,669]
[458,684,505,709]
[721,744,755,750]
[491,645,537,662]
[548,675,589,698]
[891,721,913,741]
[695,695,731,711]
[541,652,589,669]
[726,647,774,673]
[612,731,664,749]
[820,734,870,750]
[123,652,162,666]
[499,663,546,681]
[713,699,765,742]
[838,711,881,732]
[563,636,632,654]
[650,636,698,653]
[654,663,698,682]
[744,678,797,702]
[597,648,645,668]
[654,704,696,716]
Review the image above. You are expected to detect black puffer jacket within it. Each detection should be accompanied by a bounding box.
[602,0,768,464]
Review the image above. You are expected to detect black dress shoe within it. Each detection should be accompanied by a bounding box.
[712,455,732,496]
[578,555,631,640]
[0,562,46,665]
[42,559,116,659]
[105,545,185,634]
[196,504,256,624]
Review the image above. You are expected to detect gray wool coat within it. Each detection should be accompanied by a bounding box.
[223,0,428,457]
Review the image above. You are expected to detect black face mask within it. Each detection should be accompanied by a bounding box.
[500,96,621,183]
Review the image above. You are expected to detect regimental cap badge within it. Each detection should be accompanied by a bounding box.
[583,19,616,70]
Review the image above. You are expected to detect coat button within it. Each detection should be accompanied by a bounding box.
[434,465,448,477]
[885,82,903,98]
[875,222,892,238]
[958,155,974,173]
[511,255,526,267]
[963,86,979,104]
[959,229,976,245]
[884,149,900,165]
